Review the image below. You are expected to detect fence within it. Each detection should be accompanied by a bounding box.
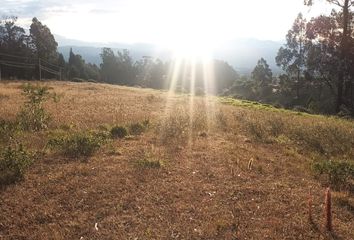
[0,52,62,81]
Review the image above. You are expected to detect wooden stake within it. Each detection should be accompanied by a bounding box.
[324,187,332,231]
[308,190,313,222]
[38,58,42,81]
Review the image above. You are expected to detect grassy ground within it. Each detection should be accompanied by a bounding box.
[0,81,353,239]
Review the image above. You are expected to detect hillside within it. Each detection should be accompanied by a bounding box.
[0,81,353,239]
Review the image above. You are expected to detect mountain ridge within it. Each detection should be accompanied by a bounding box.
[56,35,284,75]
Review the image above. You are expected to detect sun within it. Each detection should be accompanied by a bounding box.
[164,37,216,60]
[152,0,225,60]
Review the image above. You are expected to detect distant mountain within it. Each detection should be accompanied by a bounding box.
[56,35,284,75]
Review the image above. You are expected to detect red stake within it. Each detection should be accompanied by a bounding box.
[308,191,313,222]
[324,187,332,231]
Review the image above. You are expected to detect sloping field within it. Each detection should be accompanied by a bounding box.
[0,81,353,239]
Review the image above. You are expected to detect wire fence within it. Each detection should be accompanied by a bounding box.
[0,52,62,81]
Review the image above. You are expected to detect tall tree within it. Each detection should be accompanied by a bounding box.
[276,13,308,100]
[304,0,353,112]
[0,17,27,53]
[100,48,117,84]
[30,17,58,61]
[251,58,273,100]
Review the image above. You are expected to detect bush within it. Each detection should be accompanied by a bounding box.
[110,126,128,139]
[312,159,354,189]
[0,145,33,185]
[48,131,107,158]
[17,84,53,131]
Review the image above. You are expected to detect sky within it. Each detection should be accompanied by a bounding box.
[1,0,333,49]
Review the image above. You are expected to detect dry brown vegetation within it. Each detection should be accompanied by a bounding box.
[0,80,353,239]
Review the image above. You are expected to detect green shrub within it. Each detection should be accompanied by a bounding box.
[17,84,53,131]
[129,122,146,135]
[312,159,354,189]
[0,145,33,185]
[48,131,107,158]
[110,126,128,139]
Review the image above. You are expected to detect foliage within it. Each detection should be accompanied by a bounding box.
[17,84,52,131]
[0,144,33,185]
[47,130,107,158]
[110,125,128,139]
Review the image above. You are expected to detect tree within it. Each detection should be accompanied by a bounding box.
[100,48,137,85]
[276,13,308,100]
[116,49,137,85]
[251,58,273,101]
[304,0,354,112]
[68,48,99,80]
[0,16,33,79]
[100,48,117,84]
[213,60,239,94]
[30,17,58,61]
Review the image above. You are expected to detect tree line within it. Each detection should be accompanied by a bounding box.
[0,0,353,116]
[227,0,354,116]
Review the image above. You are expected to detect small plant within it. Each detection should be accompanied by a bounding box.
[110,125,128,139]
[312,159,354,189]
[17,84,53,131]
[129,122,146,135]
[0,144,33,185]
[48,131,107,158]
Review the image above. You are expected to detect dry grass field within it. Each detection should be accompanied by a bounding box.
[0,81,353,239]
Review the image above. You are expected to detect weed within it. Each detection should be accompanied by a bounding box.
[110,125,128,139]
[0,144,33,185]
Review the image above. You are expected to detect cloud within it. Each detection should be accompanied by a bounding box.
[0,0,120,19]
